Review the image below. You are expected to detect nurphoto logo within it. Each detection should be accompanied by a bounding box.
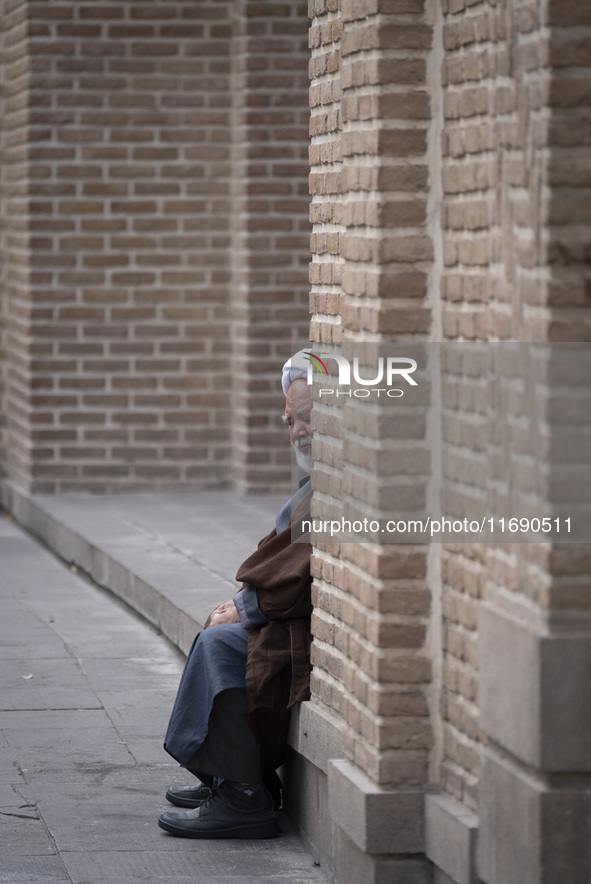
[304,351,418,398]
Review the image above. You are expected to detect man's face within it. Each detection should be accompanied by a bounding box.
[284,379,313,473]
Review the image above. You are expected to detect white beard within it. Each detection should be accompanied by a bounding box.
[292,441,313,474]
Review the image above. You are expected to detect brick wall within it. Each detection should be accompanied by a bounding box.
[0,8,7,479]
[438,0,591,816]
[439,0,549,810]
[307,2,591,880]
[308,0,343,346]
[1,0,32,490]
[309,0,437,789]
[546,0,591,340]
[0,9,4,479]
[441,0,550,343]
[438,0,495,806]
[231,0,312,493]
[0,0,312,494]
[544,0,591,607]
[1,0,234,493]
[307,0,345,741]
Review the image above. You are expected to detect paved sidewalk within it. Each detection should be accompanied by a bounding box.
[6,490,287,655]
[0,513,329,884]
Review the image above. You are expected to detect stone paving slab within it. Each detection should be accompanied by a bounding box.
[0,513,330,884]
[0,854,70,883]
[3,488,285,655]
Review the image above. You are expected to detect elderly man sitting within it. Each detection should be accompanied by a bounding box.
[158,354,313,839]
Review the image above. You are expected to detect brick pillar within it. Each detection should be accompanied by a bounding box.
[437,0,555,821]
[0,3,8,480]
[476,0,591,881]
[302,2,437,881]
[437,0,496,829]
[1,0,33,491]
[545,0,591,340]
[230,0,311,493]
[430,2,591,883]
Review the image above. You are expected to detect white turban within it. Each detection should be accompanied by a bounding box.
[281,349,312,396]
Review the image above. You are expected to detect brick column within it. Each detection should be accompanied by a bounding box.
[1,0,33,491]
[302,2,438,881]
[437,0,554,821]
[429,2,591,883]
[230,0,311,493]
[476,0,591,881]
[0,2,9,479]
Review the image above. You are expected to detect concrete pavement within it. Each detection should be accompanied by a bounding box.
[3,490,287,655]
[0,511,330,884]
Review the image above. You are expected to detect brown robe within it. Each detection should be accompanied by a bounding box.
[235,491,312,767]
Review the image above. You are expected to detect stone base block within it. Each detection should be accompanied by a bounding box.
[286,708,428,882]
[283,747,339,878]
[335,828,432,884]
[478,749,591,884]
[480,605,591,771]
[288,701,345,775]
[328,758,425,855]
[425,793,479,884]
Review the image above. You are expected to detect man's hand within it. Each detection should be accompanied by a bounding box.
[204,599,240,629]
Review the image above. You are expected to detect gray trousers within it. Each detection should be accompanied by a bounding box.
[186,687,261,784]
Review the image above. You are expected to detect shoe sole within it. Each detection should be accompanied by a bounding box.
[158,817,280,840]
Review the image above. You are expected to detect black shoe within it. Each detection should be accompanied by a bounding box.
[158,782,279,839]
[165,781,213,808]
